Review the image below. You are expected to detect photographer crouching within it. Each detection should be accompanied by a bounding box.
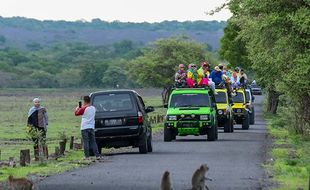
[74,96,102,160]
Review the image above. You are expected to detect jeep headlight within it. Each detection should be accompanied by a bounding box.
[217,110,223,115]
[168,115,177,121]
[200,115,209,120]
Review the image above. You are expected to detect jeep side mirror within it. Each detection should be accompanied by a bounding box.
[163,104,168,108]
[231,103,234,106]
[145,106,155,113]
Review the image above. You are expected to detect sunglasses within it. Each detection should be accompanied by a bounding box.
[191,65,197,68]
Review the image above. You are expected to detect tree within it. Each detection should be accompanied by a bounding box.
[128,36,205,87]
[219,20,250,70]
[101,65,128,88]
[30,70,58,88]
[224,0,310,134]
[56,68,82,88]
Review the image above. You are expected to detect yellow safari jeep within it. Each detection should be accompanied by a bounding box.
[215,88,234,132]
[232,88,250,130]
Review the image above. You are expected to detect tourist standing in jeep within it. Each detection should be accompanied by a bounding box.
[175,64,187,88]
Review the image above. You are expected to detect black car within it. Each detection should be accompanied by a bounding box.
[90,90,155,154]
[250,84,262,95]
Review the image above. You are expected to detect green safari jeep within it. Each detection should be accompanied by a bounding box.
[164,88,218,141]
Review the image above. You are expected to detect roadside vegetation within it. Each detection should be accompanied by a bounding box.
[219,0,310,189]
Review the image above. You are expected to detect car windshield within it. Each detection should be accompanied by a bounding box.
[170,93,210,108]
[215,92,227,103]
[232,92,245,103]
[93,93,134,112]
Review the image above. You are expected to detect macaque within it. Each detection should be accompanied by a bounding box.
[160,171,173,190]
[7,175,33,190]
[191,164,209,190]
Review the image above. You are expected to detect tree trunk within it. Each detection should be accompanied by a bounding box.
[267,87,280,114]
[59,141,66,155]
[55,147,60,158]
[20,149,30,166]
[34,146,39,161]
[70,136,74,150]
[43,146,48,159]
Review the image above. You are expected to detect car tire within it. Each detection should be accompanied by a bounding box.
[147,133,153,152]
[230,118,234,133]
[164,126,172,142]
[207,125,216,141]
[139,133,148,154]
[242,113,250,130]
[223,119,230,133]
[250,108,255,125]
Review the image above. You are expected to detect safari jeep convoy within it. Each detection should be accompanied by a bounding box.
[163,86,256,142]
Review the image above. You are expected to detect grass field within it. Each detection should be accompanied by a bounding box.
[0,88,165,182]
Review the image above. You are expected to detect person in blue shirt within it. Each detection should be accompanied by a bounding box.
[209,66,223,85]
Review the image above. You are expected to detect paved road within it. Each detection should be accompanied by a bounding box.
[37,96,267,190]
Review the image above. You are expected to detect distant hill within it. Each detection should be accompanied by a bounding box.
[0,17,226,50]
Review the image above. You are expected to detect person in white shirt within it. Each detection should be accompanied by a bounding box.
[75,96,101,159]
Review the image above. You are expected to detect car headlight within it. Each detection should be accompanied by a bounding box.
[200,115,209,120]
[217,110,223,115]
[168,115,177,121]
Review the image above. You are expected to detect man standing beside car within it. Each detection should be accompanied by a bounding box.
[75,96,101,160]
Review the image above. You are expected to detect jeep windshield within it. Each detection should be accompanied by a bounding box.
[93,93,135,112]
[215,92,227,103]
[170,94,210,108]
[232,92,245,103]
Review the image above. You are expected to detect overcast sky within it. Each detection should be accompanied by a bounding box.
[0,0,231,22]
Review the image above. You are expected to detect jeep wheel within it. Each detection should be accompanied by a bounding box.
[230,119,234,133]
[250,108,255,125]
[242,113,250,130]
[223,119,230,133]
[147,133,153,152]
[139,134,148,154]
[207,126,216,141]
[164,126,172,142]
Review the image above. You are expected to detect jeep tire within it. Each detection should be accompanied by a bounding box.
[242,113,250,130]
[207,125,217,141]
[223,119,230,133]
[164,126,172,142]
[250,108,255,125]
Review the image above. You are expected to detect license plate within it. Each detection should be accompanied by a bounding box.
[104,119,123,126]
[180,122,197,128]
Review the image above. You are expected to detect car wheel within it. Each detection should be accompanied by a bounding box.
[147,133,153,152]
[139,133,148,154]
[250,108,255,125]
[242,113,250,130]
[207,125,216,141]
[230,118,234,133]
[223,119,230,133]
[164,126,172,142]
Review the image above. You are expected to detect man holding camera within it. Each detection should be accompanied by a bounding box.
[75,96,101,160]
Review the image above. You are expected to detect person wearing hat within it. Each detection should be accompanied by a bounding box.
[175,64,187,87]
[209,66,223,85]
[187,63,208,88]
[27,98,49,153]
